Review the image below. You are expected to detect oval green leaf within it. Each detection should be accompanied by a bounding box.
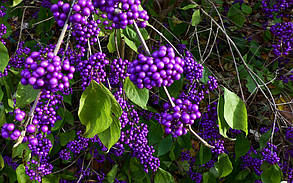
[223,87,248,135]
[124,77,149,109]
[0,42,9,73]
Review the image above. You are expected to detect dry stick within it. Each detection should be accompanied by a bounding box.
[203,27,219,63]
[188,125,215,148]
[52,153,84,174]
[133,21,214,148]
[16,7,27,50]
[151,17,181,42]
[147,24,183,58]
[14,0,77,148]
[194,27,203,63]
[202,19,213,59]
[32,16,54,27]
[97,36,102,52]
[133,21,175,107]
[114,29,121,58]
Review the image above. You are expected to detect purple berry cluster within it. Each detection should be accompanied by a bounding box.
[262,0,293,18]
[114,88,160,172]
[160,98,201,137]
[32,90,62,132]
[72,18,100,47]
[51,1,71,27]
[77,52,109,89]
[0,5,6,17]
[93,0,149,29]
[21,51,75,91]
[28,133,52,157]
[51,0,95,27]
[270,22,293,56]
[25,159,53,182]
[0,23,7,45]
[183,50,203,83]
[1,109,26,141]
[109,58,130,85]
[198,102,221,140]
[128,46,184,89]
[9,41,31,69]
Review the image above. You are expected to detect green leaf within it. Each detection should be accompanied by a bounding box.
[98,116,121,149]
[259,129,271,149]
[42,174,60,183]
[223,87,248,135]
[235,169,250,181]
[124,77,149,108]
[241,4,252,15]
[130,158,150,182]
[123,36,138,52]
[0,154,4,170]
[228,4,246,27]
[200,67,212,84]
[16,84,40,108]
[203,172,217,183]
[181,4,198,10]
[11,0,23,7]
[214,153,233,178]
[16,164,31,183]
[0,42,9,73]
[107,31,116,53]
[154,168,175,183]
[148,122,163,145]
[246,75,257,93]
[158,135,172,156]
[191,10,200,26]
[60,130,76,146]
[235,134,250,159]
[0,88,3,102]
[78,81,122,138]
[199,144,212,165]
[0,106,6,128]
[105,164,118,183]
[217,96,230,138]
[121,26,148,52]
[261,164,282,183]
[12,143,31,162]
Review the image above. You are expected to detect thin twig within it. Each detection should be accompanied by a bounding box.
[114,29,121,58]
[16,7,27,50]
[188,125,215,148]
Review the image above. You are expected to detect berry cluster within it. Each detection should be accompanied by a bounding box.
[9,41,31,69]
[109,58,130,85]
[72,18,100,46]
[262,0,293,18]
[1,109,26,141]
[21,51,75,91]
[0,23,7,45]
[270,22,293,56]
[160,98,201,137]
[128,46,184,89]
[51,1,71,27]
[33,90,62,132]
[93,0,149,29]
[77,52,109,88]
[183,50,203,83]
[25,159,53,182]
[114,88,160,172]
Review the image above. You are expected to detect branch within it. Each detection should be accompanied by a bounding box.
[188,125,215,149]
